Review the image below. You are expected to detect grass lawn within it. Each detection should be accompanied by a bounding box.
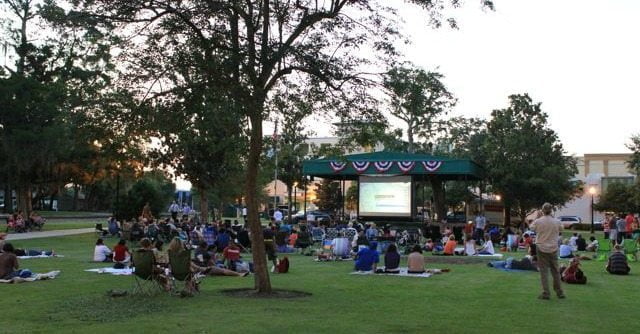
[2,233,639,333]
[2,218,102,233]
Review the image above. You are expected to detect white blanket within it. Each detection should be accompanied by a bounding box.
[0,270,61,283]
[85,267,134,276]
[18,255,64,259]
[351,267,432,278]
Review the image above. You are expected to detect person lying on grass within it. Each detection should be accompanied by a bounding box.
[0,235,55,257]
[168,238,247,277]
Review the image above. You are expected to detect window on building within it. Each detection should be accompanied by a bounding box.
[601,176,635,192]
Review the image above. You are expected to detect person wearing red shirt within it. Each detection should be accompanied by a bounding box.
[443,235,457,256]
[223,240,242,271]
[625,213,635,239]
[113,239,130,266]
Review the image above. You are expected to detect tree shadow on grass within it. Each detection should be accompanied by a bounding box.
[220,288,311,299]
[50,294,171,323]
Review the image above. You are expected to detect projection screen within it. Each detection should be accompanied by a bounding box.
[358,175,412,217]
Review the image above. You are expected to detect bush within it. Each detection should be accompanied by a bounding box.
[115,173,175,220]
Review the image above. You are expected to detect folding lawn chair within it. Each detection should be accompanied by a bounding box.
[596,239,611,261]
[131,249,164,295]
[168,249,199,296]
[622,239,638,261]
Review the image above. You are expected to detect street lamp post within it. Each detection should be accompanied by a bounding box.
[589,186,597,234]
[293,182,298,213]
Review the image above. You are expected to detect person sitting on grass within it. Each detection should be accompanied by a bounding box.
[193,241,215,267]
[606,244,630,275]
[93,238,113,262]
[0,243,28,280]
[355,241,379,272]
[560,257,587,284]
[113,239,131,267]
[295,225,312,255]
[223,240,242,271]
[383,243,401,273]
[478,234,495,255]
[168,238,247,277]
[559,239,574,259]
[463,234,477,256]
[423,239,435,252]
[575,234,587,251]
[136,238,171,290]
[407,245,426,274]
[586,236,599,252]
[443,235,457,256]
[0,233,7,251]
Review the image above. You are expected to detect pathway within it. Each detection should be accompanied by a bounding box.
[5,228,95,241]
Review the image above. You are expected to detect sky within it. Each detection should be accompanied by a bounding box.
[282,0,640,156]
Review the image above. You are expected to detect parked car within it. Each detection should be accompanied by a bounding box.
[559,216,582,229]
[289,210,332,224]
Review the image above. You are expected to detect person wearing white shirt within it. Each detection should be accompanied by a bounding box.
[478,235,495,255]
[569,233,579,251]
[242,207,248,223]
[273,209,283,222]
[93,238,113,262]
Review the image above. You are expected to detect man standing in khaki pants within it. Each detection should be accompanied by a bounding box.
[530,203,565,300]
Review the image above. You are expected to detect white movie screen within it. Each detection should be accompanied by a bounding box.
[358,175,411,217]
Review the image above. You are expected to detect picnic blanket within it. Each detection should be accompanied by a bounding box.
[351,267,432,278]
[85,267,134,276]
[18,254,64,259]
[0,271,61,283]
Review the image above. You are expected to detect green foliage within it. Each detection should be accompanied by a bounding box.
[314,179,343,215]
[116,172,175,220]
[483,94,579,219]
[594,182,639,214]
[626,134,640,176]
[384,64,456,153]
[445,181,477,209]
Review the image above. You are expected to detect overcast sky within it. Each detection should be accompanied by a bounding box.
[283,0,640,156]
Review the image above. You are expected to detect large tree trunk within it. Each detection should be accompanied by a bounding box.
[246,113,271,293]
[16,184,32,216]
[429,177,446,222]
[287,184,293,223]
[198,186,209,224]
[407,122,414,154]
[503,201,512,227]
[4,182,12,213]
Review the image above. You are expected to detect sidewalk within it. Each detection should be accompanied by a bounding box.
[5,228,95,241]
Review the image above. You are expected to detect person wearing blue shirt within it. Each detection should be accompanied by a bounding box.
[355,241,379,271]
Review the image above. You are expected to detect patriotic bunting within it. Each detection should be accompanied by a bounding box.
[352,161,371,173]
[397,161,416,174]
[329,161,347,173]
[422,160,443,172]
[373,161,393,173]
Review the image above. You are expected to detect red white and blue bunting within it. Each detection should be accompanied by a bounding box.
[373,161,393,173]
[397,161,416,174]
[352,161,370,173]
[422,160,443,172]
[329,161,347,173]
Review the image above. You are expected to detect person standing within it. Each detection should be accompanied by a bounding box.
[616,214,626,245]
[530,203,565,300]
[624,213,634,239]
[273,208,283,224]
[242,206,248,224]
[168,201,180,221]
[474,212,486,245]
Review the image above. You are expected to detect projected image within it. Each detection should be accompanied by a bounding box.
[359,176,411,217]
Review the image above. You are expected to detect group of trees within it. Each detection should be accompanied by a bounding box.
[593,135,640,214]
[5,0,584,296]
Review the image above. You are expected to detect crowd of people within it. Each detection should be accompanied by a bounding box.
[5,211,46,233]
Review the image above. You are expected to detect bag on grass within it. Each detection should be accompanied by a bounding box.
[276,257,289,273]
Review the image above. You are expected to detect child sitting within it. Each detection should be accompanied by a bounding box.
[478,234,495,255]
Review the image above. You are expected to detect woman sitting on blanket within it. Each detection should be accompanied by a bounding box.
[384,243,401,273]
[477,234,495,255]
[443,235,457,256]
[0,243,30,280]
[113,239,131,266]
[463,234,477,256]
[407,245,426,274]
[94,238,113,262]
[168,238,247,277]
[559,239,574,259]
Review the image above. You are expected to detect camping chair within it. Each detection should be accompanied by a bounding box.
[622,239,638,261]
[131,250,164,295]
[168,249,199,296]
[596,239,611,261]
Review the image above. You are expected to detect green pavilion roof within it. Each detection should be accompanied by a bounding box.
[302,151,485,180]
